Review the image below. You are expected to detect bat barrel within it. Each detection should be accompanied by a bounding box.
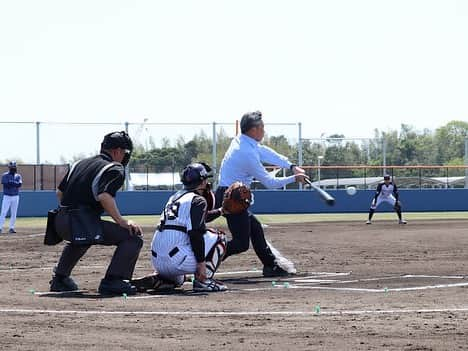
[304,178,335,206]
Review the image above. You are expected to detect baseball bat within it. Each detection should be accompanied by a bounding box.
[304,178,335,206]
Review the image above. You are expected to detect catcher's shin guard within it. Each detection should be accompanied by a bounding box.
[205,234,227,278]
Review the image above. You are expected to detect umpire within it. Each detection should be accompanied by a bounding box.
[49,131,143,295]
[215,111,308,277]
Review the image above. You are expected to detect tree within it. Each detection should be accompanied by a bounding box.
[434,121,468,164]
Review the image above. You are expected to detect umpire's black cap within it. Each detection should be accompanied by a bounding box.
[240,111,263,133]
[101,131,133,152]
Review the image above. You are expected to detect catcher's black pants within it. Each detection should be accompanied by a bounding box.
[215,187,276,267]
[54,210,143,280]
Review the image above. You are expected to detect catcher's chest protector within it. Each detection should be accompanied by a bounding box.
[162,191,197,231]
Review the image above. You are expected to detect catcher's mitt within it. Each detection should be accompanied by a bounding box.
[222,182,252,214]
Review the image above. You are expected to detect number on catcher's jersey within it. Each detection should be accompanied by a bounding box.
[165,201,180,220]
[159,190,197,231]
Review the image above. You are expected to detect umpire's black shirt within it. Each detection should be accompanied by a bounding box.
[58,152,124,213]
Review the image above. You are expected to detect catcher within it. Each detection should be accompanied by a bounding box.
[132,162,228,292]
[215,111,308,277]
[366,174,407,225]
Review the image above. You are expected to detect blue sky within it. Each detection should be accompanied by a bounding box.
[1,0,467,163]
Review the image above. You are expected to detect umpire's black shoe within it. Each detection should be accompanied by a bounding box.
[98,278,137,296]
[262,265,290,277]
[50,275,78,292]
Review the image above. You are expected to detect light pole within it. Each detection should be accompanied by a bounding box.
[317,155,324,188]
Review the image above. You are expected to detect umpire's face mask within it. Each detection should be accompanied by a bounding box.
[122,149,131,167]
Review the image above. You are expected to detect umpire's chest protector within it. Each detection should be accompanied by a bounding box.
[61,154,123,211]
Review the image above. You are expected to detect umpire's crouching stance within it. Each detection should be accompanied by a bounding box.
[49,131,143,295]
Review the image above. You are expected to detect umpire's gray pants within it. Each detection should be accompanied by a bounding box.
[54,210,143,280]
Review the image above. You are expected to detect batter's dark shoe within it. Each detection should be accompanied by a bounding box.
[262,265,290,277]
[98,278,137,296]
[50,275,78,292]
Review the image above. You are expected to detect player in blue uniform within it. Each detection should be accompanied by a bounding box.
[0,161,22,234]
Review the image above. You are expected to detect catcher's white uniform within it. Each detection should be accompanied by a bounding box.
[151,190,224,285]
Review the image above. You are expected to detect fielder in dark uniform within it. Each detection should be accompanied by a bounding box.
[366,174,407,224]
[49,131,143,295]
[215,111,308,277]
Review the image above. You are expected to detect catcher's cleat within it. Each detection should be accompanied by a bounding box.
[98,278,137,296]
[399,219,407,224]
[193,278,227,292]
[131,274,160,292]
[366,220,372,225]
[262,265,290,278]
[50,275,78,292]
[131,274,180,292]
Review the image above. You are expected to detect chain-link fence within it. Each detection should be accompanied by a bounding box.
[2,164,468,191]
[0,164,68,190]
[2,121,468,190]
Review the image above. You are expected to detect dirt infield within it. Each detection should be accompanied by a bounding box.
[1,219,468,350]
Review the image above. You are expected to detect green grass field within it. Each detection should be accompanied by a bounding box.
[10,211,468,229]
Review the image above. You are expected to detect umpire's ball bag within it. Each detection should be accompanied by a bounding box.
[68,207,104,245]
[44,208,63,246]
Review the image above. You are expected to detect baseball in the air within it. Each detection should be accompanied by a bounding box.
[346,186,357,196]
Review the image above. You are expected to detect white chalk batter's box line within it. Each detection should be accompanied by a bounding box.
[2,307,468,317]
[28,271,468,299]
[129,272,468,298]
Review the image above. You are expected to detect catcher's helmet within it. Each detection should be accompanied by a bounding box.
[181,162,213,190]
[8,161,17,168]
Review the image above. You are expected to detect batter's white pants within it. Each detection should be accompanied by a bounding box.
[0,195,20,231]
[151,230,219,285]
[370,195,396,210]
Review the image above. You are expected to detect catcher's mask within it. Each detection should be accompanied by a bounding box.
[181,162,213,190]
[101,131,133,166]
[383,174,391,181]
